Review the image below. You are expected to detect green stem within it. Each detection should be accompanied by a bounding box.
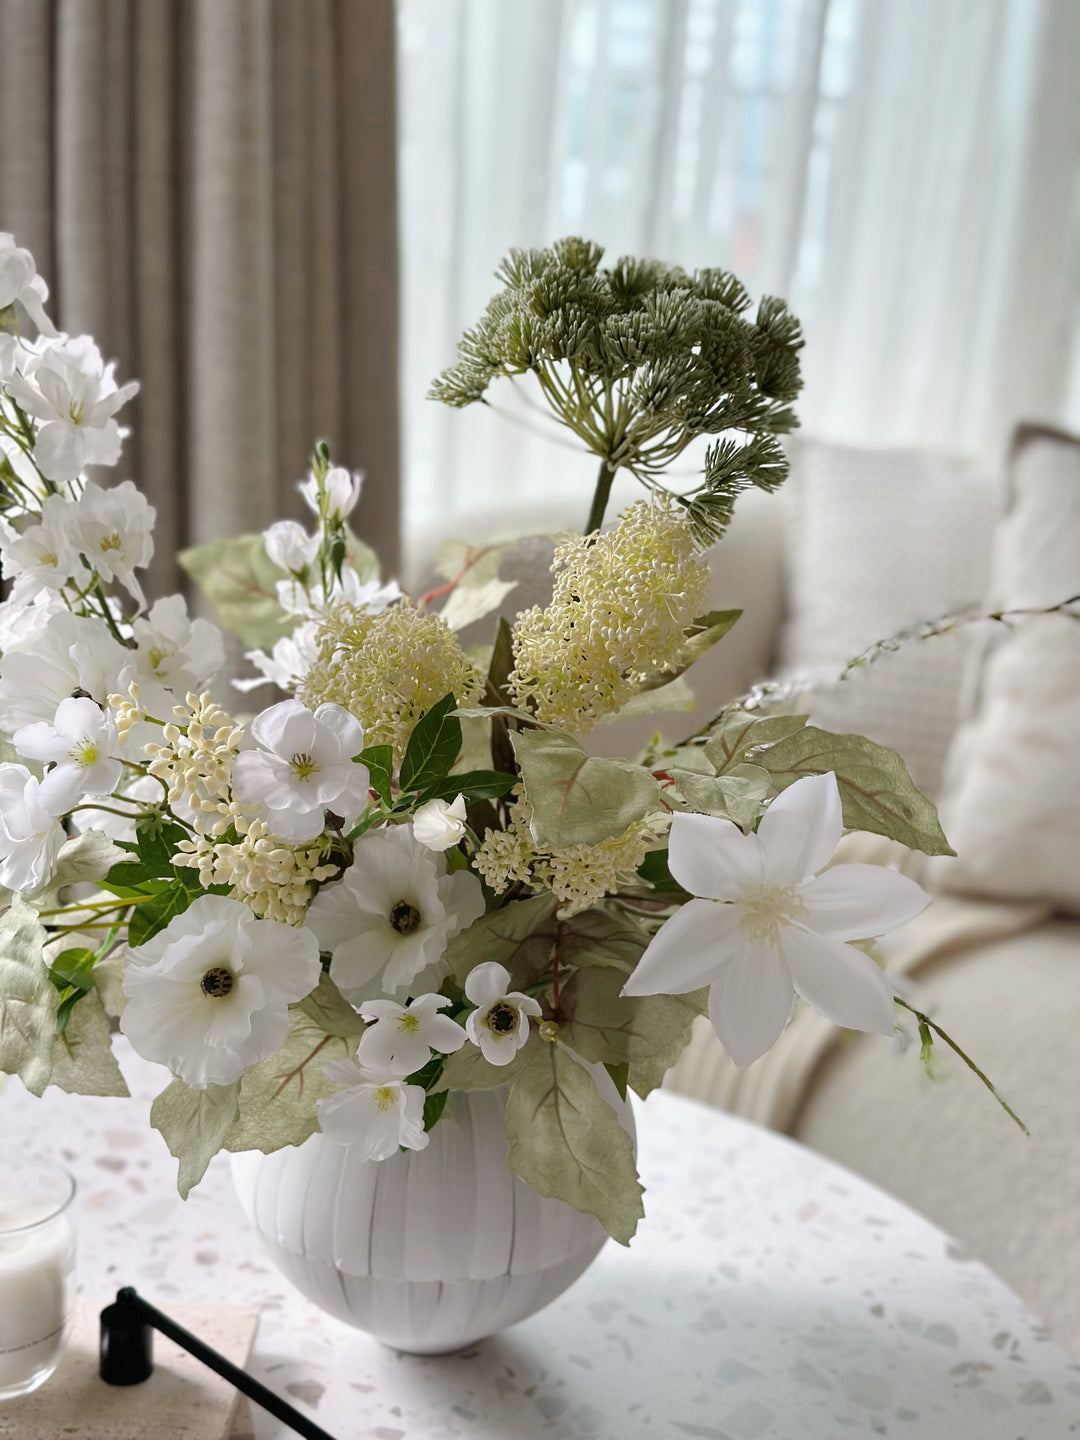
[894,997,1029,1136]
[586,459,617,534]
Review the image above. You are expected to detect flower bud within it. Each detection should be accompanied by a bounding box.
[264,520,319,575]
[298,466,364,522]
[412,794,468,851]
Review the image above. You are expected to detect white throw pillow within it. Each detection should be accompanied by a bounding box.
[778,437,999,797]
[937,427,1080,912]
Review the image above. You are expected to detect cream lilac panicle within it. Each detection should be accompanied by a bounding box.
[356,993,467,1075]
[0,763,66,893]
[464,962,542,1066]
[174,817,338,927]
[509,498,710,733]
[412,794,468,851]
[622,773,931,1068]
[14,696,123,812]
[306,823,485,1005]
[316,1057,429,1159]
[144,691,245,825]
[120,895,321,1089]
[230,698,370,844]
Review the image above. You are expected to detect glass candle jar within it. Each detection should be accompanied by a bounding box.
[0,1154,76,1400]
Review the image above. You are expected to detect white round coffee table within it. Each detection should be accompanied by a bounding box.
[2,1041,1078,1438]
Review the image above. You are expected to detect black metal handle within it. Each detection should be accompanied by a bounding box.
[100,1287,340,1440]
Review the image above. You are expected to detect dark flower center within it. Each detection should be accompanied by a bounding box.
[201,967,235,999]
[390,901,422,935]
[486,1002,518,1035]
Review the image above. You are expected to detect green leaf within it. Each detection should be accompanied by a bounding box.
[559,966,707,1078]
[297,974,366,1039]
[0,898,58,1096]
[558,908,652,974]
[223,1009,353,1156]
[483,617,515,707]
[604,674,697,723]
[511,727,660,849]
[671,762,770,829]
[680,609,742,668]
[49,831,128,892]
[433,1041,534,1093]
[127,880,197,949]
[151,1079,241,1199]
[439,578,518,632]
[47,990,128,1097]
[444,893,558,989]
[417,770,517,805]
[636,849,685,893]
[423,1089,449,1130]
[605,1060,629,1102]
[703,710,808,775]
[399,693,462,793]
[357,744,394,806]
[756,726,955,857]
[178,532,292,648]
[48,947,97,992]
[504,1044,644,1245]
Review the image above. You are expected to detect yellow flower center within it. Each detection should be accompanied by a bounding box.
[737,882,807,947]
[71,739,98,767]
[68,399,85,425]
[98,531,124,553]
[290,751,320,780]
[373,1086,397,1112]
[396,1013,421,1035]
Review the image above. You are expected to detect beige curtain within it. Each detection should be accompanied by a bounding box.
[0,0,400,596]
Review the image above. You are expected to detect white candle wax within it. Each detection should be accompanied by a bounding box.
[0,1194,75,1395]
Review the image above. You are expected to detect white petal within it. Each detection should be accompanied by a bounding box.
[622,898,742,996]
[264,803,325,844]
[782,925,897,1036]
[706,945,793,1069]
[424,1013,468,1053]
[312,703,365,758]
[464,961,511,1006]
[667,811,762,900]
[801,864,930,940]
[757,773,843,886]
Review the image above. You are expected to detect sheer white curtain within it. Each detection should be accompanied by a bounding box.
[398,0,1080,539]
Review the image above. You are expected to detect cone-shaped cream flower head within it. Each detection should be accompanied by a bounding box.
[509,499,709,733]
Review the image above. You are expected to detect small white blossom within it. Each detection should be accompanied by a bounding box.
[275,570,403,620]
[464,962,541,1066]
[4,335,138,482]
[0,234,56,336]
[412,794,468,852]
[69,480,154,607]
[316,1057,429,1159]
[14,696,122,812]
[357,992,467,1075]
[307,824,485,1005]
[298,465,363,522]
[0,494,79,591]
[264,520,319,576]
[131,595,225,715]
[119,895,321,1089]
[0,763,65,893]
[234,620,322,694]
[230,698,370,844]
[0,610,128,731]
[622,773,930,1069]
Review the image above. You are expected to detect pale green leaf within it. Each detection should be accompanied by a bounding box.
[757,726,955,857]
[297,974,366,1039]
[439,578,518,632]
[444,894,558,988]
[559,965,707,1081]
[432,1040,533,1094]
[671,762,770,829]
[512,727,660,849]
[603,674,697,723]
[703,710,809,775]
[150,1079,241,1199]
[178,532,291,648]
[47,990,129,1097]
[558,908,652,973]
[680,609,742,668]
[48,830,128,894]
[343,525,380,583]
[0,898,58,1097]
[435,540,504,586]
[504,1043,644,1245]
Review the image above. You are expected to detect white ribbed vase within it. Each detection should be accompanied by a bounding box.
[230,1078,634,1354]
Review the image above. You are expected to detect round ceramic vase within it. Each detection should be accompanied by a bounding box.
[231,1075,635,1354]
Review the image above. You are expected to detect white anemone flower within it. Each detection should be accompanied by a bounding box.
[264,520,319,576]
[230,698,370,843]
[0,610,128,731]
[131,595,226,714]
[357,993,467,1075]
[0,763,65,894]
[307,824,485,1006]
[412,794,468,852]
[316,1057,429,1159]
[0,234,56,336]
[0,494,79,591]
[298,465,363,522]
[69,480,155,608]
[622,773,930,1069]
[119,895,321,1089]
[4,335,138,482]
[14,696,123,812]
[235,620,322,694]
[464,962,542,1066]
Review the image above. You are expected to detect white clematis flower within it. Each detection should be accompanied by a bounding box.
[4,335,138,482]
[14,696,123,812]
[357,992,467,1075]
[131,594,225,714]
[622,773,930,1069]
[230,698,370,843]
[235,620,322,694]
[0,610,128,731]
[69,480,155,608]
[464,962,542,1066]
[0,234,56,336]
[0,494,79,591]
[412,794,468,852]
[119,895,321,1089]
[316,1057,429,1159]
[307,824,485,1006]
[0,763,65,894]
[264,520,320,576]
[298,465,363,522]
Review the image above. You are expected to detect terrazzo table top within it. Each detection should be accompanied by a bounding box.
[2,1040,1078,1440]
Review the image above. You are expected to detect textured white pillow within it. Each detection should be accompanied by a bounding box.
[938,428,1080,911]
[778,438,999,797]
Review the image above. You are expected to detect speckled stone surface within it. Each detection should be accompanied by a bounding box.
[2,1041,1078,1439]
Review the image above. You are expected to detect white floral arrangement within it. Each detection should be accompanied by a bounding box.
[0,235,1018,1244]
